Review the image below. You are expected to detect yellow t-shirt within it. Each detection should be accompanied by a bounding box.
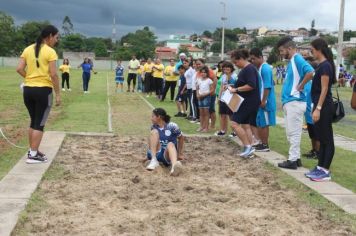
[59,64,71,74]
[143,63,154,73]
[164,65,178,81]
[137,65,143,74]
[152,64,164,78]
[20,44,58,88]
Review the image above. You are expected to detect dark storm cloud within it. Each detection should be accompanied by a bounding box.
[0,0,355,39]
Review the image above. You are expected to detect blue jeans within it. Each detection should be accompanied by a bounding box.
[137,75,143,92]
[82,72,91,91]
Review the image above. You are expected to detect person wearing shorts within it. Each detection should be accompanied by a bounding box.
[174,65,188,117]
[16,25,61,164]
[250,48,277,152]
[146,108,185,176]
[115,60,124,92]
[229,49,261,158]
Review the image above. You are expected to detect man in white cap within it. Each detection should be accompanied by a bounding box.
[175,53,187,74]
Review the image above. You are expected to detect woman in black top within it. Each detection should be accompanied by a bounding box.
[303,38,336,181]
[229,49,260,158]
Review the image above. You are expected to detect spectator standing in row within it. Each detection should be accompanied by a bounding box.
[127,55,140,92]
[276,37,314,169]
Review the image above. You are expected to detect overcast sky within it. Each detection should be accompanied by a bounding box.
[1,0,355,40]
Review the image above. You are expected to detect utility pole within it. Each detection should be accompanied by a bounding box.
[336,0,345,79]
[220,1,227,61]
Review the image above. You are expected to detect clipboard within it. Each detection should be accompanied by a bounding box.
[220,90,244,112]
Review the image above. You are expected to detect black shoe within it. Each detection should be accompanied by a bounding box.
[174,112,183,117]
[181,113,187,117]
[303,150,315,158]
[255,144,270,152]
[26,151,48,164]
[278,160,297,170]
[296,159,302,167]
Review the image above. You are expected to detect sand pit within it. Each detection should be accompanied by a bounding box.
[14,135,353,235]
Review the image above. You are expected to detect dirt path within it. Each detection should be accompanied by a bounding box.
[13,135,353,236]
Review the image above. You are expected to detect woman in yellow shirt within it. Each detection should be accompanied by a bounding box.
[143,58,154,97]
[59,58,71,91]
[152,58,165,99]
[161,59,178,101]
[16,25,61,164]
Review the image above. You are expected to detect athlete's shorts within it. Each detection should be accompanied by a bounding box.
[115,76,124,84]
[256,108,276,128]
[147,149,171,166]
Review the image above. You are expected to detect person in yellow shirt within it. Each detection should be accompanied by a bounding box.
[59,58,71,91]
[143,58,154,97]
[137,59,145,92]
[16,25,61,164]
[152,58,165,99]
[161,59,178,102]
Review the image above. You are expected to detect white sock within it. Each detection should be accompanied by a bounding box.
[246,145,251,149]
[29,149,37,157]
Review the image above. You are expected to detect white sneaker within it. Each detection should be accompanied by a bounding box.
[170,161,183,176]
[67,88,71,91]
[239,146,255,158]
[146,159,159,170]
[62,88,65,91]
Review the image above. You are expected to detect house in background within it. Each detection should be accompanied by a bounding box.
[155,47,177,60]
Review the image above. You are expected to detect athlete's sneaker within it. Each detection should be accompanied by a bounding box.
[26,151,48,164]
[305,166,319,178]
[309,169,331,182]
[170,161,183,176]
[303,150,318,159]
[146,159,159,170]
[215,131,226,136]
[239,146,255,158]
[67,88,71,91]
[62,88,65,91]
[229,132,237,138]
[255,143,270,152]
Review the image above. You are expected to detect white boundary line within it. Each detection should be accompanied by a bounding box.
[106,73,113,133]
[138,94,155,110]
[0,127,26,149]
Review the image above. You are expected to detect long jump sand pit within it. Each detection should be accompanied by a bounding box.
[14,135,352,235]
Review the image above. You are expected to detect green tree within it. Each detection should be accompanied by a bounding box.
[202,30,212,38]
[347,48,356,66]
[116,26,156,60]
[19,21,51,46]
[0,11,16,56]
[343,30,356,41]
[61,33,85,52]
[310,19,317,36]
[94,40,108,57]
[62,16,74,36]
[320,34,338,45]
[267,47,279,65]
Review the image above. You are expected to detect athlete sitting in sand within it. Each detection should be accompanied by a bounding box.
[146,108,184,176]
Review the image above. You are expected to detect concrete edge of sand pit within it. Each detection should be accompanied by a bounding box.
[0,131,66,236]
[229,136,356,215]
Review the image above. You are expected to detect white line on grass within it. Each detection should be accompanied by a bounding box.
[138,94,155,110]
[106,73,113,133]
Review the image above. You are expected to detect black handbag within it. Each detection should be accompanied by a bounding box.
[332,87,345,123]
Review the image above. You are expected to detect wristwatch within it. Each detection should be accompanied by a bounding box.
[316,105,322,111]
